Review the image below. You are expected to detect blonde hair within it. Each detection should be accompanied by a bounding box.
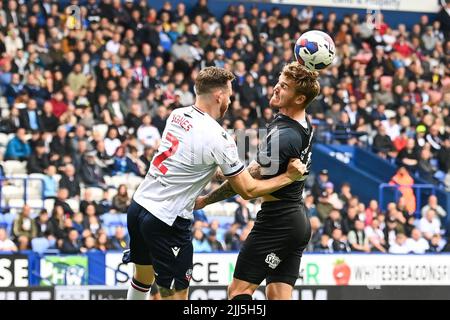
[281,62,321,107]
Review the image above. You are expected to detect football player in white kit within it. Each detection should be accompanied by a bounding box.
[125,67,306,300]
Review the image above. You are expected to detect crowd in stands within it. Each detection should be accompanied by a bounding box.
[0,0,449,254]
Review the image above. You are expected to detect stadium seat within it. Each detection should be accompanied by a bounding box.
[1,185,24,202]
[106,187,117,201]
[101,213,121,226]
[223,202,239,216]
[203,202,226,216]
[31,237,51,254]
[27,199,44,209]
[0,133,9,147]
[110,175,128,188]
[2,213,16,235]
[126,175,144,190]
[3,161,27,175]
[119,213,127,226]
[8,198,25,209]
[66,198,80,213]
[44,199,55,215]
[0,146,5,161]
[103,175,112,187]
[86,187,104,202]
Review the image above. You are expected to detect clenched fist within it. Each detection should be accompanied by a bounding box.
[286,158,307,182]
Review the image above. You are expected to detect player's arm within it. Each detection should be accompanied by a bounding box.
[227,158,305,200]
[195,159,304,209]
[195,161,262,209]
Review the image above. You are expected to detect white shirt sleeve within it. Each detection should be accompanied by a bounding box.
[211,131,244,177]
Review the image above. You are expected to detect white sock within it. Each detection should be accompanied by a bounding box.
[127,278,151,300]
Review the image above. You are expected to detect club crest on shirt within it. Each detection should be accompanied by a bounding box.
[265,252,281,269]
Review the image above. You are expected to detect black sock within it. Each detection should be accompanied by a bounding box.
[231,294,252,300]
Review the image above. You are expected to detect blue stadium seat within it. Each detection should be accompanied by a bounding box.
[31,237,51,254]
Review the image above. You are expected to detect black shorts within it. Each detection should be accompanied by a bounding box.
[233,201,311,287]
[126,200,193,291]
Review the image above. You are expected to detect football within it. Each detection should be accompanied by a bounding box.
[294,30,336,71]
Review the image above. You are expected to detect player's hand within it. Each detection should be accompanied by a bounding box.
[286,158,307,182]
[194,196,207,210]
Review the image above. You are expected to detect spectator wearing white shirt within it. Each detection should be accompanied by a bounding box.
[365,218,386,252]
[406,228,430,254]
[389,233,410,254]
[137,114,161,149]
[0,228,17,252]
[418,209,441,241]
[105,33,121,55]
[104,126,122,157]
[421,195,447,223]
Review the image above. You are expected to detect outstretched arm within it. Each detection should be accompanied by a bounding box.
[195,161,262,209]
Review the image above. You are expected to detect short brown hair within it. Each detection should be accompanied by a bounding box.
[281,62,320,107]
[195,67,235,95]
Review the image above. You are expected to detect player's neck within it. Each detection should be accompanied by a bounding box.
[195,97,220,120]
[279,106,306,122]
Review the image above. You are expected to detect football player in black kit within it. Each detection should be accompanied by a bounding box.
[195,61,320,300]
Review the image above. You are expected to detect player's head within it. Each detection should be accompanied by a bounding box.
[270,61,320,110]
[195,67,235,118]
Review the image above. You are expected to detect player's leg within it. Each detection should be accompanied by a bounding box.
[125,200,154,300]
[265,282,294,300]
[228,222,272,300]
[145,215,193,300]
[149,282,161,300]
[266,208,311,300]
[228,278,259,300]
[128,264,155,300]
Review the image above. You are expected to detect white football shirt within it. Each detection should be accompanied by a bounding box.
[133,106,244,226]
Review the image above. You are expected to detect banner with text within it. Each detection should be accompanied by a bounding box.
[270,0,440,13]
[0,254,29,288]
[105,253,450,286]
[40,255,88,286]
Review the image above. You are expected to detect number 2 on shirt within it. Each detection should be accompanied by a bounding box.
[152,132,179,174]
